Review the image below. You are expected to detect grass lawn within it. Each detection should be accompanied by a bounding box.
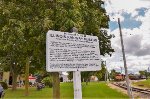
[4,82,128,99]
[133,79,150,88]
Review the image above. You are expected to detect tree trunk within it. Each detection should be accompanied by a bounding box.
[12,71,17,91]
[10,64,17,91]
[52,72,60,99]
[86,78,88,85]
[25,57,30,96]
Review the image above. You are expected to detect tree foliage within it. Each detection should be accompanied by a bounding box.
[94,62,106,81]
[0,0,114,94]
[68,62,107,82]
[110,69,117,80]
[0,0,53,91]
[139,70,149,79]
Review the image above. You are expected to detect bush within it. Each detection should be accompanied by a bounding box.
[42,76,52,88]
[0,81,8,89]
[29,82,32,86]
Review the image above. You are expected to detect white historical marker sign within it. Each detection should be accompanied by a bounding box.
[46,30,101,99]
[46,30,101,72]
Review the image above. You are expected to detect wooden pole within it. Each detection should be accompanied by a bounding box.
[118,18,133,99]
[52,72,60,99]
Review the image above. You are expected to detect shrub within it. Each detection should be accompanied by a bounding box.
[0,81,8,89]
[42,76,52,88]
[29,82,32,86]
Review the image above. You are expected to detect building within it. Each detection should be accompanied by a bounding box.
[0,72,11,85]
[0,71,37,87]
[90,76,98,82]
[59,72,72,82]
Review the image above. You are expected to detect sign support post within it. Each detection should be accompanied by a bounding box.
[73,71,82,99]
[72,27,82,99]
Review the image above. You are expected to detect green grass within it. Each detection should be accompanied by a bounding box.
[4,82,128,99]
[60,82,73,99]
[82,82,128,99]
[5,87,52,99]
[133,79,150,88]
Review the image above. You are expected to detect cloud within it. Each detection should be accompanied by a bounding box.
[135,44,150,56]
[124,34,142,55]
[104,0,150,14]
[108,8,148,31]
[112,27,150,57]
[104,0,150,22]
[103,0,150,74]
[141,0,150,1]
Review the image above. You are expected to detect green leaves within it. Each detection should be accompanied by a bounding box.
[0,0,114,75]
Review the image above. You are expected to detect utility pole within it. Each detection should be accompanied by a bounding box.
[104,61,109,83]
[118,18,133,99]
[106,69,109,83]
[147,67,150,79]
[120,67,122,74]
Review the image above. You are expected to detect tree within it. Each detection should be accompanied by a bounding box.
[51,0,114,55]
[79,0,114,55]
[81,72,93,83]
[0,0,52,93]
[68,72,73,81]
[0,0,114,98]
[67,0,114,85]
[139,70,148,79]
[94,62,106,81]
[68,62,107,83]
[0,1,27,90]
[139,70,146,76]
[110,69,117,80]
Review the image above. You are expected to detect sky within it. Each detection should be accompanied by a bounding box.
[102,0,150,74]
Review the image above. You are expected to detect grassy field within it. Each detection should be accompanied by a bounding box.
[4,82,128,99]
[133,79,150,88]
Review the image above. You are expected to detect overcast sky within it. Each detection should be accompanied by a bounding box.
[102,0,150,74]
